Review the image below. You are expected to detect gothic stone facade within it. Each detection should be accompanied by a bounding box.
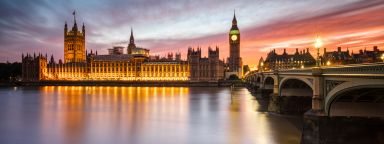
[22,12,227,82]
[187,47,225,82]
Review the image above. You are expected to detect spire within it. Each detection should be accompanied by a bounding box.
[72,10,78,31]
[232,10,237,25]
[130,27,134,44]
[230,10,239,31]
[73,10,76,24]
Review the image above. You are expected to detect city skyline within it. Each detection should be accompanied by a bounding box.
[1,0,384,66]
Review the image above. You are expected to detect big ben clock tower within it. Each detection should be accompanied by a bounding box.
[228,11,242,76]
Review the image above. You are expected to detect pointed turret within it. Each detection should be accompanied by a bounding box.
[64,21,68,35]
[82,22,85,35]
[50,54,55,64]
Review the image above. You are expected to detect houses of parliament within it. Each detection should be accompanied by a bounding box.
[21,12,242,82]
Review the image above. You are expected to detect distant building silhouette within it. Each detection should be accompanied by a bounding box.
[351,46,384,63]
[258,46,384,71]
[261,48,316,70]
[321,47,353,65]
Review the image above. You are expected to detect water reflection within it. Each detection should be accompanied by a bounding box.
[0,86,301,144]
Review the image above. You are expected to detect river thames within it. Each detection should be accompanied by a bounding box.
[0,86,301,144]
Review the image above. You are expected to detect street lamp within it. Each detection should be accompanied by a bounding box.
[314,36,323,67]
[381,53,384,62]
[260,61,264,72]
[326,61,331,66]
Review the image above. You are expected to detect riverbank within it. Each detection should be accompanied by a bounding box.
[0,81,18,87]
[14,80,245,87]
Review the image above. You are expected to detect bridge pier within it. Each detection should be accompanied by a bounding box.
[311,68,324,111]
[301,110,384,144]
[268,75,313,115]
[268,95,312,115]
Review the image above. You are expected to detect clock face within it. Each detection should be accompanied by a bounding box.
[231,35,238,41]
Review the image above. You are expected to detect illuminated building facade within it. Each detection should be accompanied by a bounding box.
[22,37,189,81]
[64,12,86,63]
[261,48,316,70]
[21,12,231,82]
[22,12,191,81]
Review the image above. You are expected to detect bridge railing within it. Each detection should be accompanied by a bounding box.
[277,68,313,75]
[321,62,384,76]
[245,62,384,78]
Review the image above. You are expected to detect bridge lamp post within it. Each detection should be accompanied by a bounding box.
[314,36,323,67]
[260,62,264,72]
[381,53,384,62]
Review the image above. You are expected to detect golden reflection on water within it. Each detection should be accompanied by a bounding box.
[40,86,191,144]
[35,86,300,144]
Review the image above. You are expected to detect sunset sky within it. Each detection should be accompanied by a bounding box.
[1,0,384,67]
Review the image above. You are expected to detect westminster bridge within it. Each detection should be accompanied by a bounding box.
[244,63,384,144]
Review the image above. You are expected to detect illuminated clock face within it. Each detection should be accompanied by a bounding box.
[231,35,238,41]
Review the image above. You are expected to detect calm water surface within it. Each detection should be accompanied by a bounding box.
[0,86,301,144]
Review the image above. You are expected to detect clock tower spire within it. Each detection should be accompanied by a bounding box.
[232,10,237,25]
[228,10,242,77]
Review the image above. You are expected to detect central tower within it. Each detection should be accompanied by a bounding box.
[64,11,86,63]
[228,11,242,76]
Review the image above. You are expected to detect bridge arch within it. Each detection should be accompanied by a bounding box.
[263,76,275,89]
[325,80,384,117]
[279,77,314,96]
